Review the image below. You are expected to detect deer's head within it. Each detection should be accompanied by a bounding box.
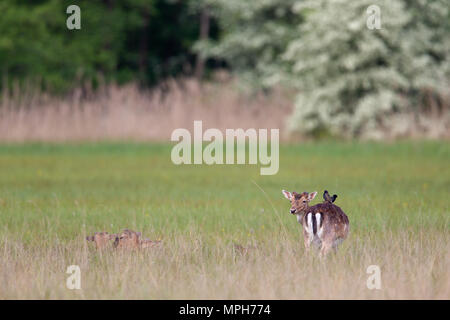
[86,232,116,249]
[114,229,141,249]
[282,190,317,215]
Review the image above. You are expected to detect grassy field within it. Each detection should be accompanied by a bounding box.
[0,141,448,299]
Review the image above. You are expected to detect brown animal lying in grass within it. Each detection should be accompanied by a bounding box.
[113,229,162,249]
[86,229,161,250]
[86,232,117,250]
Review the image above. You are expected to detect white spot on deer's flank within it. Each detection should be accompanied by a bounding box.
[316,213,323,237]
[306,213,314,236]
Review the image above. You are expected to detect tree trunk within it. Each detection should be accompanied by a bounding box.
[139,10,150,75]
[195,8,210,80]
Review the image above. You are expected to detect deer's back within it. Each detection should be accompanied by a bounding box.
[308,202,349,239]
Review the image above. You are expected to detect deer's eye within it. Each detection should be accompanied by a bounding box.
[303,200,306,203]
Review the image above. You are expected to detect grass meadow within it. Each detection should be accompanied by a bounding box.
[0,141,448,299]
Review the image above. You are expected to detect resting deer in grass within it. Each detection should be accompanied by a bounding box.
[113,229,162,249]
[87,229,161,250]
[282,190,349,257]
[86,232,117,250]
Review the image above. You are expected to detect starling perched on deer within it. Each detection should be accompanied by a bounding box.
[323,190,337,203]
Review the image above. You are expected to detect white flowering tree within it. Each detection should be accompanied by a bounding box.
[198,0,450,138]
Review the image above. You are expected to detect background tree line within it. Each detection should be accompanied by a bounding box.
[0,0,220,92]
[1,0,449,138]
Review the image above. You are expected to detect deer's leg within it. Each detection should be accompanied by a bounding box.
[319,240,332,258]
[304,239,311,252]
[332,238,343,254]
[303,233,313,253]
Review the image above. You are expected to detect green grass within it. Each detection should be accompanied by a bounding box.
[0,141,448,299]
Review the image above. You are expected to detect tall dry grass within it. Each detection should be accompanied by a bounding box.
[0,77,293,143]
[0,229,448,299]
[1,75,449,142]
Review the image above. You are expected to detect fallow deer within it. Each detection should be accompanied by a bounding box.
[86,232,117,250]
[87,229,161,250]
[113,229,162,250]
[282,190,349,256]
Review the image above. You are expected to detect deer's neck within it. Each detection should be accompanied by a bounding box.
[297,206,311,224]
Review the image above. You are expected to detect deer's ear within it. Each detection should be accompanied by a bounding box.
[282,190,292,200]
[308,191,318,201]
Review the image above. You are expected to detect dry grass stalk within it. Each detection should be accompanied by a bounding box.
[0,77,293,142]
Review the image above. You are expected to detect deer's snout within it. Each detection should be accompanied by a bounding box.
[290,208,296,214]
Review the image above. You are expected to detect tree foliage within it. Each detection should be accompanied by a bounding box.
[0,0,204,92]
[200,0,450,138]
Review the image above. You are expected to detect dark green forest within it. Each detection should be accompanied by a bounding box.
[0,0,220,92]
